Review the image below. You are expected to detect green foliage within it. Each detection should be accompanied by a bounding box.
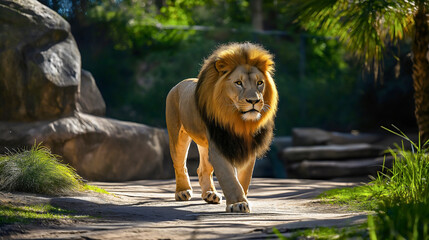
[0,204,86,225]
[365,127,429,239]
[289,0,414,74]
[373,201,429,240]
[0,144,82,195]
[373,126,429,204]
[87,0,204,51]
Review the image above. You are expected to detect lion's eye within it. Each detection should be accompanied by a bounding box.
[235,81,242,86]
[257,81,264,86]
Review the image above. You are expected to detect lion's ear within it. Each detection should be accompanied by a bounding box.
[215,59,229,75]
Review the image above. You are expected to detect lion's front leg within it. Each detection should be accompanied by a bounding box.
[238,156,256,196]
[197,145,222,204]
[208,144,250,213]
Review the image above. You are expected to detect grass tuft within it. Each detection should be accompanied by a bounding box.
[0,143,81,195]
[373,126,429,205]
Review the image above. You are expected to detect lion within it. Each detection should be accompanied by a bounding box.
[165,42,278,213]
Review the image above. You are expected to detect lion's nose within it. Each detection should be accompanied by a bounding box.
[246,99,260,105]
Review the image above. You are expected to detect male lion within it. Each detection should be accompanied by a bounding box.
[166,42,278,213]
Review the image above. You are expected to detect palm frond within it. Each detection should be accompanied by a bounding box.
[288,0,415,77]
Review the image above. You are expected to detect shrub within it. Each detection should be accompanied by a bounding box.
[0,144,81,195]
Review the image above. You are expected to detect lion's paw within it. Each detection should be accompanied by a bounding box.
[226,201,250,213]
[175,190,192,201]
[202,191,222,204]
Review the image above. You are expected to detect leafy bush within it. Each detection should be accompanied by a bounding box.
[0,144,81,195]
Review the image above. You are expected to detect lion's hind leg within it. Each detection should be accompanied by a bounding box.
[197,145,222,204]
[169,127,193,201]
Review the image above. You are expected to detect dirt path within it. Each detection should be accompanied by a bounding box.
[1,178,367,239]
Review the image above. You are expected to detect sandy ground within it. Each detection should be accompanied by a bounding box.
[0,177,368,239]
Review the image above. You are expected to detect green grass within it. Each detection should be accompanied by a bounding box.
[372,127,429,205]
[0,203,88,225]
[318,184,385,211]
[0,144,81,195]
[82,184,111,195]
[274,225,370,240]
[0,143,110,196]
[371,201,429,240]
[275,126,429,240]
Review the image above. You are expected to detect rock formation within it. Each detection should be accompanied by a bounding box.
[0,113,173,181]
[0,0,81,121]
[0,0,173,181]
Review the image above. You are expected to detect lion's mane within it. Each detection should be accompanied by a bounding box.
[195,42,278,166]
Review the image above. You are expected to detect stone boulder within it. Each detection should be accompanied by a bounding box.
[292,128,331,146]
[292,128,381,146]
[0,0,81,121]
[288,156,393,179]
[77,69,106,116]
[281,143,385,163]
[0,112,174,181]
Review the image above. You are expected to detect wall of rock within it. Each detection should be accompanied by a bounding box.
[0,0,173,181]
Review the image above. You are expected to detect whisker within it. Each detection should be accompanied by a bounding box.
[262,104,271,112]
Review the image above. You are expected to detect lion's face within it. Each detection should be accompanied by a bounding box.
[225,65,266,121]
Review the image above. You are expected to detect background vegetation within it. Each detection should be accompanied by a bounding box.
[38,0,417,135]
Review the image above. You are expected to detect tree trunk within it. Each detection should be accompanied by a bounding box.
[250,0,263,31]
[412,3,429,143]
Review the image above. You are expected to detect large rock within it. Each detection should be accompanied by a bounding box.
[292,128,381,146]
[281,143,385,163]
[292,128,331,146]
[288,156,393,179]
[0,113,174,181]
[0,0,81,121]
[77,69,106,116]
[0,0,174,181]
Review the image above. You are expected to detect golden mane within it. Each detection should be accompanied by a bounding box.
[195,42,278,164]
[196,42,277,136]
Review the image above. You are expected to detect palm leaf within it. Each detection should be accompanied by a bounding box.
[288,0,414,77]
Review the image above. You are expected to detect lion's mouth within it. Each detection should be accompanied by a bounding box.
[240,109,260,114]
[240,109,261,121]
